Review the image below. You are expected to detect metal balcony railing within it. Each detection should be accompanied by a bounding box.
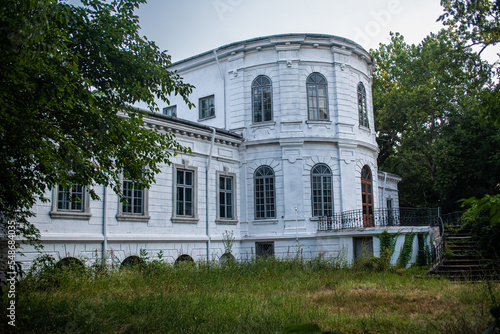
[317,207,441,231]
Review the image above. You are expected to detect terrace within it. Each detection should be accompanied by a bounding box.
[317,207,442,231]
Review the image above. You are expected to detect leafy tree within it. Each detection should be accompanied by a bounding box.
[439,0,500,54]
[0,0,193,244]
[439,0,500,126]
[433,110,500,211]
[372,30,495,210]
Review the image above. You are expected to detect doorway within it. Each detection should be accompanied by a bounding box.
[361,166,374,227]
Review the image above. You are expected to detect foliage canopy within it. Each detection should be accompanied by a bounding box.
[439,0,500,53]
[372,30,499,211]
[0,0,193,242]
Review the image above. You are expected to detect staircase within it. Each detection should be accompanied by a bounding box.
[428,225,499,281]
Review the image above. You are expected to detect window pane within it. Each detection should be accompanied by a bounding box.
[318,85,327,96]
[185,171,193,186]
[220,191,225,205]
[177,186,184,201]
[185,188,192,204]
[185,202,192,216]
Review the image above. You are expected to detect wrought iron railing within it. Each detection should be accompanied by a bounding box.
[317,207,441,231]
[429,211,464,272]
[429,215,445,268]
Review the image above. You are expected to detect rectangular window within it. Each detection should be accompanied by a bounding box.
[51,183,92,220]
[219,175,234,219]
[176,169,194,217]
[57,183,84,211]
[354,237,373,259]
[122,178,143,215]
[256,242,274,258]
[163,105,177,117]
[199,95,215,120]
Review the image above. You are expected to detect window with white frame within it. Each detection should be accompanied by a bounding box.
[176,169,195,217]
[307,73,329,121]
[50,183,91,219]
[199,95,215,120]
[57,183,84,211]
[311,164,333,217]
[163,105,177,117]
[122,178,144,215]
[252,76,272,123]
[116,172,150,222]
[218,173,236,221]
[254,166,275,219]
[358,82,369,128]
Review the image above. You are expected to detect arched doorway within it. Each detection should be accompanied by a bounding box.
[361,166,374,227]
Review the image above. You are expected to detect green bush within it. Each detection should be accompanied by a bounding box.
[462,201,500,263]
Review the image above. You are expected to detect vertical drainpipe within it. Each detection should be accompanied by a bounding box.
[382,171,387,210]
[102,185,107,261]
[206,127,216,261]
[210,48,226,260]
[213,49,227,129]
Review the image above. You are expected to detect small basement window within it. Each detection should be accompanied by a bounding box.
[353,237,373,260]
[256,242,274,258]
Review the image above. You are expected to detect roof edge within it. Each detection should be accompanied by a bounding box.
[170,33,371,67]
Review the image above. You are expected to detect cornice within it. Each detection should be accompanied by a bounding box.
[242,136,378,152]
[377,172,402,184]
[142,117,243,148]
[121,110,244,148]
[169,33,373,70]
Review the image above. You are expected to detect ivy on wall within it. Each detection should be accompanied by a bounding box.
[377,231,430,269]
[416,233,431,266]
[397,232,416,268]
[378,230,398,268]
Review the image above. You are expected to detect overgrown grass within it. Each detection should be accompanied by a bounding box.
[2,256,499,333]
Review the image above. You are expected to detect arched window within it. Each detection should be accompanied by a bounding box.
[358,82,369,128]
[56,257,84,270]
[307,73,328,121]
[252,76,272,123]
[254,166,275,219]
[175,254,195,265]
[361,165,374,227]
[121,256,143,268]
[311,164,333,217]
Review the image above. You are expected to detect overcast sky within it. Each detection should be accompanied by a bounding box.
[135,0,447,62]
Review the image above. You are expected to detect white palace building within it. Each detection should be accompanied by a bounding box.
[22,34,439,268]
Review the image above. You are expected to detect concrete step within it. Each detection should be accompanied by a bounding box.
[448,243,476,248]
[443,258,492,266]
[428,224,500,281]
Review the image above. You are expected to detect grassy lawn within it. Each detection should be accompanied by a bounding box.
[2,257,499,333]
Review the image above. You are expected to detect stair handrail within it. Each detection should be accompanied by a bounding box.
[429,214,446,271]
